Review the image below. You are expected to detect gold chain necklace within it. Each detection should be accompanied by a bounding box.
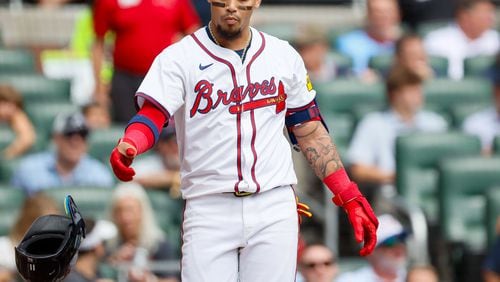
[208,21,251,61]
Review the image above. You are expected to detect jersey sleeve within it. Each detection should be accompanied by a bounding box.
[92,0,113,39]
[135,47,186,116]
[285,47,316,109]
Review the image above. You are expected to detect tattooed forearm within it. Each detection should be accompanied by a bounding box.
[294,122,344,179]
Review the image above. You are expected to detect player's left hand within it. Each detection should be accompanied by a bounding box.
[337,189,378,256]
[109,139,137,181]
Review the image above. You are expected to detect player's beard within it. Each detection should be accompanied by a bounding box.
[216,23,243,41]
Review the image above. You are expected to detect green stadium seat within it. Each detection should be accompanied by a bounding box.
[396,132,481,223]
[449,103,491,129]
[322,112,355,149]
[424,78,492,115]
[145,190,183,255]
[0,48,36,74]
[486,187,500,249]
[0,125,15,152]
[368,54,448,77]
[416,20,452,37]
[25,102,79,149]
[494,136,500,155]
[464,55,496,77]
[257,23,296,42]
[315,79,386,116]
[0,158,20,184]
[0,185,25,210]
[326,51,353,75]
[0,74,71,104]
[87,125,126,163]
[438,156,500,251]
[327,25,361,49]
[146,190,183,227]
[44,186,115,220]
[0,186,25,236]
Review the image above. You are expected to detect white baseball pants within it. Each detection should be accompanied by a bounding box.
[181,185,299,282]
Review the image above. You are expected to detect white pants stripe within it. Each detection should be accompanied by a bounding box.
[181,185,299,282]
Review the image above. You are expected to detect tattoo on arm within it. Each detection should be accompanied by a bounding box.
[295,122,343,179]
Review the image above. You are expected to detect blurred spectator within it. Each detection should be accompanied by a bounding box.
[483,216,500,282]
[398,0,455,30]
[66,218,117,282]
[92,0,200,122]
[336,0,401,80]
[297,243,339,282]
[392,33,435,80]
[337,214,409,282]
[82,102,112,130]
[347,67,447,201]
[424,0,499,80]
[462,52,500,155]
[134,125,181,198]
[0,84,36,160]
[106,183,178,282]
[11,112,113,195]
[406,265,439,282]
[293,25,343,83]
[0,266,14,282]
[0,192,60,271]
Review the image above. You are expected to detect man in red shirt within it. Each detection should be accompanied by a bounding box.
[92,0,200,122]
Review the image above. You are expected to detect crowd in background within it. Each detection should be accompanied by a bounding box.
[0,0,500,281]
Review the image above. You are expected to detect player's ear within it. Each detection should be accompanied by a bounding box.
[254,0,261,8]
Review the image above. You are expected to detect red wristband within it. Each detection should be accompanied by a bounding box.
[323,168,351,195]
[124,124,154,154]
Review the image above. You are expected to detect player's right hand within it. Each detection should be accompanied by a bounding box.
[109,139,137,181]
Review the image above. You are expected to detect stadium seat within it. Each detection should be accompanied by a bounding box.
[0,186,24,236]
[322,112,355,149]
[25,102,79,149]
[368,54,448,78]
[415,20,452,37]
[396,132,481,223]
[494,136,500,155]
[486,187,500,248]
[0,125,15,153]
[0,185,25,210]
[44,186,115,220]
[0,74,71,104]
[448,103,491,129]
[0,158,20,184]
[146,190,183,227]
[315,79,386,116]
[327,25,361,49]
[145,190,183,255]
[464,55,496,77]
[87,125,126,163]
[438,156,500,251]
[326,51,353,75]
[424,78,492,115]
[256,23,297,42]
[0,48,36,74]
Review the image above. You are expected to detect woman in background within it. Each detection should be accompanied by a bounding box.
[106,182,178,282]
[0,84,36,160]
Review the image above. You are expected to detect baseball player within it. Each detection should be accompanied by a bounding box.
[109,0,378,281]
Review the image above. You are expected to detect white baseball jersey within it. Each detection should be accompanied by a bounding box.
[136,27,316,199]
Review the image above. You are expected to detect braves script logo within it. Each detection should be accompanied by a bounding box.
[190,77,287,117]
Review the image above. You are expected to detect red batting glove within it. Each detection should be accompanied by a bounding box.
[109,138,137,182]
[338,189,378,256]
[324,169,378,256]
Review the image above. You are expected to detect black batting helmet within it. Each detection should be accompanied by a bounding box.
[15,195,86,282]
